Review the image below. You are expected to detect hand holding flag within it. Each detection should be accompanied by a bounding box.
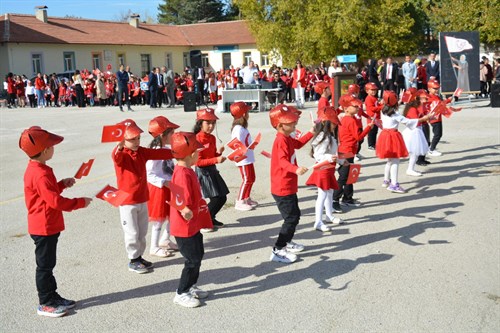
[101,124,126,143]
[96,185,129,207]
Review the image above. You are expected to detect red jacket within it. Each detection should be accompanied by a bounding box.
[338,116,371,154]
[428,93,451,124]
[35,77,46,90]
[7,77,15,94]
[169,166,205,237]
[112,146,173,205]
[24,161,86,236]
[292,68,306,88]
[271,131,313,196]
[405,106,422,127]
[365,95,382,119]
[317,97,330,113]
[195,131,221,168]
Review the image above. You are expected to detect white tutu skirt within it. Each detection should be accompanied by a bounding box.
[402,127,428,156]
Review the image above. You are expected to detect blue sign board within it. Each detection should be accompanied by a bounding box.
[336,55,357,63]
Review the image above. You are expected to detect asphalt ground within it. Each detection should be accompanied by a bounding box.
[0,98,499,332]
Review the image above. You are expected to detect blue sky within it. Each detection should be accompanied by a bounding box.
[0,0,163,21]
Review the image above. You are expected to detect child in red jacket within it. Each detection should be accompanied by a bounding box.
[170,132,210,308]
[427,79,452,157]
[269,104,314,263]
[19,127,92,318]
[364,82,383,149]
[112,119,173,274]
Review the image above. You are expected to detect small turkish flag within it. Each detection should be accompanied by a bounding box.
[430,101,447,116]
[247,132,261,150]
[74,159,95,179]
[226,137,246,151]
[401,90,413,103]
[169,182,186,210]
[346,164,362,184]
[96,184,129,207]
[227,149,248,162]
[310,160,335,170]
[198,199,213,229]
[101,124,126,143]
[261,150,272,159]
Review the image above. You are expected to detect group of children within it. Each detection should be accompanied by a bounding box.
[20,77,453,315]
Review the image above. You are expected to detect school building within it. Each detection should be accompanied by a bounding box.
[0,7,281,79]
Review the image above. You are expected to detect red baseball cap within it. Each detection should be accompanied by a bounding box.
[416,89,429,99]
[118,119,143,140]
[348,84,360,94]
[196,108,219,121]
[339,95,363,109]
[428,79,440,89]
[269,104,301,128]
[317,106,340,125]
[314,82,330,95]
[19,126,64,157]
[148,116,179,137]
[171,132,204,159]
[405,87,418,103]
[365,82,378,91]
[383,91,398,107]
[229,101,252,119]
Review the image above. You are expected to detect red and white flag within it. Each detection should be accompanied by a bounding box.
[346,164,362,184]
[96,185,129,207]
[444,36,473,53]
[226,137,246,151]
[227,148,248,162]
[261,150,272,159]
[169,182,186,210]
[247,132,262,150]
[101,124,126,143]
[74,159,95,179]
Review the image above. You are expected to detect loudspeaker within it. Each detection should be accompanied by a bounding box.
[491,83,500,108]
[190,50,202,68]
[183,92,197,112]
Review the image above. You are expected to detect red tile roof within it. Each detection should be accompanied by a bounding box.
[0,14,255,46]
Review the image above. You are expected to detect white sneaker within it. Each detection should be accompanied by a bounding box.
[270,247,297,263]
[173,292,201,308]
[201,228,214,233]
[189,285,209,299]
[428,150,442,157]
[246,198,258,208]
[235,200,253,211]
[286,241,304,253]
[406,170,422,177]
[330,216,345,225]
[354,154,362,162]
[159,240,178,251]
[314,223,331,232]
[149,247,173,258]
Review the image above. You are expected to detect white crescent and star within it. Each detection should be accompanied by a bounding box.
[112,129,123,137]
[175,195,184,207]
[103,190,117,198]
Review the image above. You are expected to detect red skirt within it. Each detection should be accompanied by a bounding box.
[306,168,339,191]
[147,184,171,221]
[376,129,408,159]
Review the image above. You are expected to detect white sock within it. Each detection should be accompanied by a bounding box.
[324,189,334,221]
[389,158,400,185]
[159,220,171,244]
[150,221,163,251]
[408,154,417,172]
[315,188,328,227]
[384,160,392,181]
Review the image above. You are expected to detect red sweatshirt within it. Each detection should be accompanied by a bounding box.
[428,94,452,124]
[317,96,330,113]
[338,116,372,154]
[365,95,382,119]
[112,146,173,205]
[271,131,314,196]
[405,107,422,126]
[24,161,86,236]
[195,131,221,168]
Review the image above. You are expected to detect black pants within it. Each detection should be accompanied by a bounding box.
[118,85,130,109]
[208,195,226,221]
[357,138,364,154]
[333,157,355,202]
[31,233,60,305]
[367,125,378,148]
[272,193,300,249]
[166,85,175,106]
[383,79,396,93]
[149,88,158,107]
[75,84,85,107]
[175,232,204,294]
[418,123,431,162]
[28,94,36,108]
[430,122,443,151]
[157,88,164,107]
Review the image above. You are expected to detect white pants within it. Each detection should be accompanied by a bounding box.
[119,202,149,260]
[150,220,172,251]
[294,84,305,107]
[384,158,400,185]
[315,188,334,227]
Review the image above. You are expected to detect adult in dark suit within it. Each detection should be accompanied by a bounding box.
[156,69,164,108]
[163,66,175,107]
[148,67,159,108]
[380,57,398,93]
[425,52,440,82]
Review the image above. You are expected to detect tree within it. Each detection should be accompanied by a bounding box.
[157,0,226,24]
[234,0,419,66]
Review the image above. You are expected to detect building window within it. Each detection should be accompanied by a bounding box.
[183,52,190,68]
[32,53,43,75]
[165,52,172,69]
[243,52,252,66]
[63,52,75,72]
[202,54,209,68]
[92,52,102,70]
[117,53,126,67]
[261,53,269,66]
[140,54,151,77]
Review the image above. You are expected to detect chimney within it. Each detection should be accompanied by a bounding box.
[35,6,48,23]
[129,14,140,28]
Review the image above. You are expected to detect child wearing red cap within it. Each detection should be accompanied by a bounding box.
[269,104,314,263]
[19,127,92,317]
[230,101,258,211]
[170,132,209,308]
[146,116,180,258]
[333,96,374,212]
[193,108,229,230]
[364,82,383,150]
[427,80,452,157]
[315,82,331,112]
[377,91,433,193]
[112,119,174,273]
[306,106,345,232]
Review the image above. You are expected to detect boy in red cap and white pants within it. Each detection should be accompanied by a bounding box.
[170,131,210,308]
[19,126,92,317]
[112,119,173,273]
[269,104,314,263]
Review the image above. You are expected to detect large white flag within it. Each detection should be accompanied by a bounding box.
[445,36,473,53]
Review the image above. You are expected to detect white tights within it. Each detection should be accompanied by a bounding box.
[407,154,418,172]
[315,188,334,227]
[150,220,171,251]
[384,158,400,185]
